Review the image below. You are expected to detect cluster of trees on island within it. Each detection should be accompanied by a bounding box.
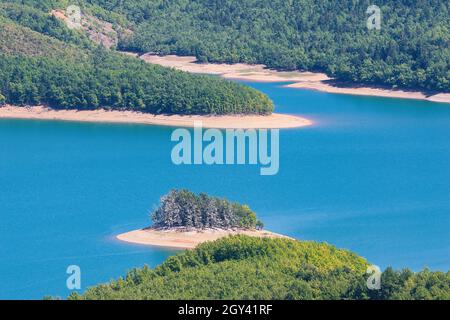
[151,189,264,230]
[0,2,273,115]
[68,235,450,300]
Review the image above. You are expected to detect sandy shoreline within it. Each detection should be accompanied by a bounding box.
[140,53,331,83]
[140,54,450,104]
[0,105,312,129]
[285,82,450,103]
[117,228,291,249]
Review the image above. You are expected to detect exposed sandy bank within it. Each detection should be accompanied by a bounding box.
[117,228,291,249]
[0,105,311,129]
[285,82,450,103]
[140,53,330,83]
[140,54,450,104]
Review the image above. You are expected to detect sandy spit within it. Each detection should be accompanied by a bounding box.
[116,228,291,249]
[0,105,312,129]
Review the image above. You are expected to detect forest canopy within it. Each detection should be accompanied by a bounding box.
[2,0,448,107]
[151,189,264,230]
[68,235,450,300]
[84,0,450,92]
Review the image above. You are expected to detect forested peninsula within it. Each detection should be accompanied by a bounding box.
[0,2,273,115]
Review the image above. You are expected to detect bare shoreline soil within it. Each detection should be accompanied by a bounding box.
[116,228,291,249]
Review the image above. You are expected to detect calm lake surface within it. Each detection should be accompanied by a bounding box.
[1,82,449,299]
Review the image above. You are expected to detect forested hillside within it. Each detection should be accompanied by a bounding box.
[0,2,273,114]
[3,0,447,97]
[83,0,449,92]
[68,236,450,300]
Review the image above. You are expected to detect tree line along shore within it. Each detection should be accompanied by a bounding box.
[140,54,450,104]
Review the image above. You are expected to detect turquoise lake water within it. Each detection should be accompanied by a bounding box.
[0,82,449,299]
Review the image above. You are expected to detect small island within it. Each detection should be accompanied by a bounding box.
[117,189,289,249]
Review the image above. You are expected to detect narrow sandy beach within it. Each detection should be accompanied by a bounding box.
[117,228,291,249]
[285,82,450,103]
[0,105,312,129]
[140,54,450,104]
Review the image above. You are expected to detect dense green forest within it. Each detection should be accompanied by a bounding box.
[68,236,450,300]
[1,0,450,100]
[152,190,264,230]
[0,2,273,114]
[81,0,449,92]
